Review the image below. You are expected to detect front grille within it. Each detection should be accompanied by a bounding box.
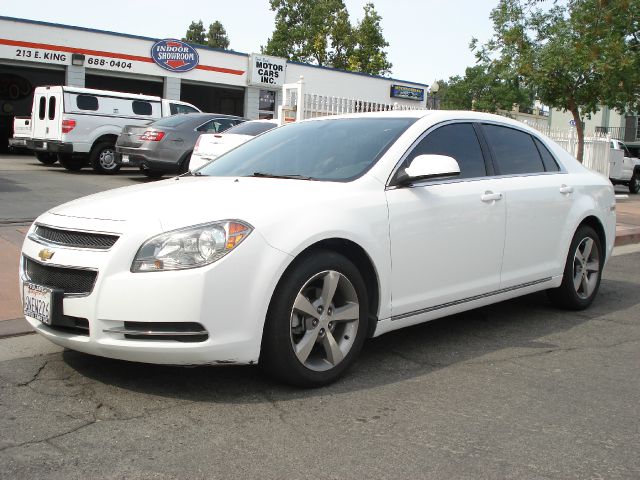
[118,322,208,342]
[24,256,97,295]
[33,225,119,250]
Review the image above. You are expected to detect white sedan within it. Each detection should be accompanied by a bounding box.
[20,111,616,386]
[189,119,279,171]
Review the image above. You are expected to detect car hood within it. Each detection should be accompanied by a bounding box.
[48,176,368,233]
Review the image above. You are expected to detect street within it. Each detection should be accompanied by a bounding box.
[1,248,640,479]
[0,153,639,478]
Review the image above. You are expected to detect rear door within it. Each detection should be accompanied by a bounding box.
[31,88,62,141]
[479,123,573,287]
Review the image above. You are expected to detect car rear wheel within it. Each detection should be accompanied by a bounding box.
[261,250,369,387]
[547,225,603,310]
[35,152,57,165]
[90,142,120,174]
[629,174,640,194]
[57,153,84,171]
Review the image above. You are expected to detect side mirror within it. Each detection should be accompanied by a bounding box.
[398,154,461,185]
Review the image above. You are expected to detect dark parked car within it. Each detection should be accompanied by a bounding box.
[115,113,245,178]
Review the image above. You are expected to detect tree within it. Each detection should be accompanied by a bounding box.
[262,0,392,76]
[207,21,230,49]
[475,0,640,162]
[439,65,532,112]
[183,20,206,45]
[348,3,392,75]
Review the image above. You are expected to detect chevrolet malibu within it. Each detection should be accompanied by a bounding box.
[20,111,616,386]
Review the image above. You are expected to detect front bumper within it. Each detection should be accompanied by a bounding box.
[26,139,73,153]
[20,214,293,365]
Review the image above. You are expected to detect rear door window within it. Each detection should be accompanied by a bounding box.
[533,137,560,172]
[48,97,56,120]
[405,123,487,179]
[38,97,46,120]
[482,124,545,175]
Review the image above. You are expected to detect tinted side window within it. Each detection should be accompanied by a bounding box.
[76,95,99,111]
[170,103,198,115]
[48,97,56,120]
[407,123,486,179]
[483,125,545,175]
[39,97,46,120]
[132,101,152,116]
[533,137,560,172]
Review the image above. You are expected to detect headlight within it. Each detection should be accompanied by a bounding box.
[131,220,252,272]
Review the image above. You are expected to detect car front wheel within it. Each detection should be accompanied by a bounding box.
[547,225,603,310]
[261,250,369,387]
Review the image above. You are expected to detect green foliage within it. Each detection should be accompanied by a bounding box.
[348,3,392,75]
[263,0,392,76]
[184,20,230,49]
[475,0,640,161]
[183,20,206,45]
[207,21,230,50]
[439,65,532,112]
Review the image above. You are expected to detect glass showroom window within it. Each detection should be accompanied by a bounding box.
[259,90,276,119]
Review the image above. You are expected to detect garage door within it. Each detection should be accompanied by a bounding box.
[180,81,244,116]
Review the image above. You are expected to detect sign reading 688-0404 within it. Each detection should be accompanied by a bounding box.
[151,39,199,73]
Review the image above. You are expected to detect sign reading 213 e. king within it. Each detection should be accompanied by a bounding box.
[151,39,199,73]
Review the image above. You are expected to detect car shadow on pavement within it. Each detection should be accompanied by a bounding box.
[59,276,640,402]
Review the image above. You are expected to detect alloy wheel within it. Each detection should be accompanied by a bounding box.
[572,237,600,299]
[289,270,360,372]
[99,148,117,170]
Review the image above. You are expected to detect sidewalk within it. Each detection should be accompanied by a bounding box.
[2,196,640,339]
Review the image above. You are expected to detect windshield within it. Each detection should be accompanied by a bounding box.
[199,117,416,181]
[224,121,277,136]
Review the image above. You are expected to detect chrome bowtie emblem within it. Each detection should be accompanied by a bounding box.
[38,249,55,261]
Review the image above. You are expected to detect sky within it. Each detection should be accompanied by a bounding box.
[0,0,499,84]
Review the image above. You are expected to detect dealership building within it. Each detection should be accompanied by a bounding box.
[0,15,428,151]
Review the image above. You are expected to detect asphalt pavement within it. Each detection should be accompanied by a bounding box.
[0,248,639,479]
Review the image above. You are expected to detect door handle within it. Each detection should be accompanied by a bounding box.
[171,138,184,142]
[481,191,503,202]
[559,184,574,194]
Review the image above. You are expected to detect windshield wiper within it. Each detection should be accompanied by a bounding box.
[248,172,315,180]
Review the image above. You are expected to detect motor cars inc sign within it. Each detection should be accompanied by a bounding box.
[249,54,287,88]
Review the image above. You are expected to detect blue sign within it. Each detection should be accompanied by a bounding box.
[151,39,199,73]
[390,84,425,102]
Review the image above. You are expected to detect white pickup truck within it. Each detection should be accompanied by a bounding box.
[8,116,33,153]
[609,139,640,194]
[26,86,200,174]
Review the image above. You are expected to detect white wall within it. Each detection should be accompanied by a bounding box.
[285,62,427,109]
[549,106,625,131]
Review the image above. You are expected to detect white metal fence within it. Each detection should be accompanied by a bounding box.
[531,127,611,176]
[301,93,422,119]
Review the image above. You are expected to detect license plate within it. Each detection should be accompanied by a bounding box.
[23,283,53,325]
[42,141,47,149]
[122,154,130,164]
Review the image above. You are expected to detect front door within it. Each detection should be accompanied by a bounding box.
[385,122,506,318]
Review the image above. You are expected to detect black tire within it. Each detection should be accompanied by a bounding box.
[90,141,120,174]
[547,225,603,310]
[57,153,85,171]
[35,152,57,165]
[629,174,640,194]
[140,167,164,179]
[260,250,369,387]
[178,150,193,174]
